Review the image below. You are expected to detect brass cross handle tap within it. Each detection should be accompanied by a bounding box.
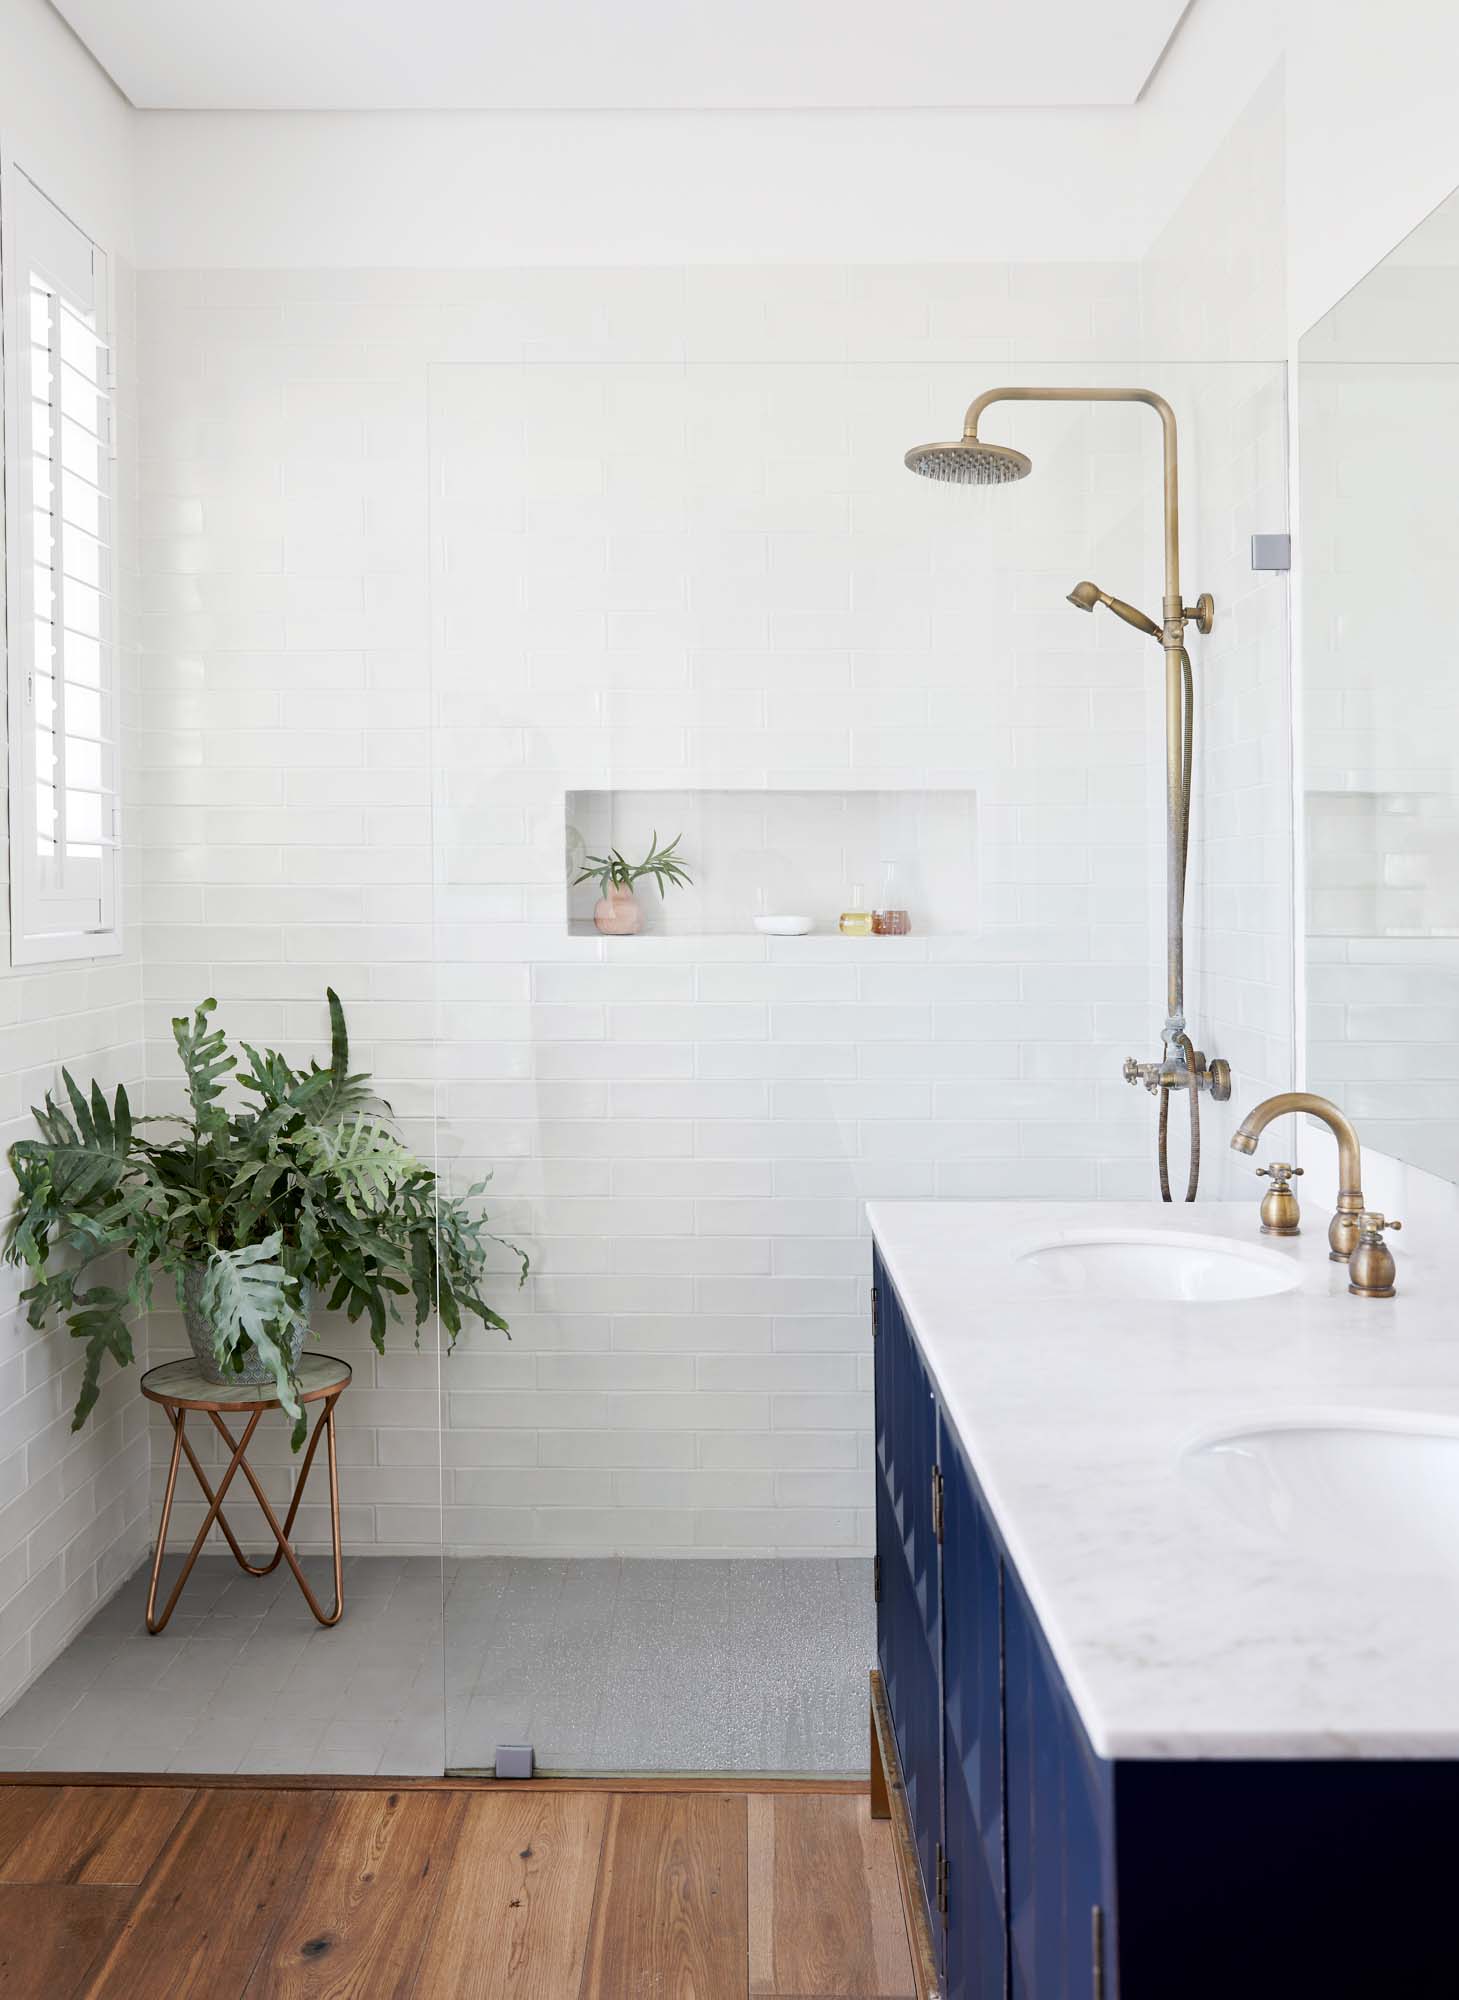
[1348,1213,1401,1299]
[1122,1051,1232,1100]
[1255,1162,1303,1237]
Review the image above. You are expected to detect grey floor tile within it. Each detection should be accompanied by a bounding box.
[313,1719,394,1775]
[89,1639,185,1692]
[0,1681,90,1744]
[4,1550,875,1780]
[242,1724,328,1775]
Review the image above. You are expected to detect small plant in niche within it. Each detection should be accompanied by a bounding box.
[574,830,693,935]
[3,990,527,1448]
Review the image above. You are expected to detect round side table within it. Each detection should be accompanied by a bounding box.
[139,1352,352,1635]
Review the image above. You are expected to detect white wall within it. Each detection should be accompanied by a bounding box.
[0,0,147,1721]
[134,109,1162,268]
[1138,68,1295,1198]
[1287,0,1459,340]
[133,262,1176,1556]
[1298,227,1459,1182]
[1147,0,1459,345]
[1140,6,1459,1205]
[1282,3,1459,1219]
[0,0,134,258]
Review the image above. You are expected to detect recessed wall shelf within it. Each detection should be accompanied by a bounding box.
[564,788,977,937]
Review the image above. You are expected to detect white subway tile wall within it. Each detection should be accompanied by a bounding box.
[1178,358,1294,1188]
[1141,74,1295,1191]
[431,330,1172,1558]
[128,262,1293,1558]
[0,265,150,1724]
[1301,329,1459,1180]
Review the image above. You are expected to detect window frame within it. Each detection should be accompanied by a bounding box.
[0,152,122,966]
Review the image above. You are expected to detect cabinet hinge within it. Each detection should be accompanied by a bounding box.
[869,1282,878,1335]
[872,1554,881,1604]
[935,1841,949,1921]
[931,1464,944,1544]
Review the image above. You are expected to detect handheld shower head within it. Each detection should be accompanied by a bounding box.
[1066,580,1162,641]
[903,436,1031,485]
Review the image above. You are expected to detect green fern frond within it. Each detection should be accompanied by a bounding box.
[292,1117,416,1217]
[172,999,235,1136]
[193,1235,302,1422]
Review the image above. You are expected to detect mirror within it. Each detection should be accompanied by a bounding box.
[1300,184,1459,1182]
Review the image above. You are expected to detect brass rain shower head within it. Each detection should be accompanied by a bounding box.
[1065,580,1163,640]
[902,436,1032,484]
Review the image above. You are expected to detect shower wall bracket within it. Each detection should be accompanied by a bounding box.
[1251,532,1292,572]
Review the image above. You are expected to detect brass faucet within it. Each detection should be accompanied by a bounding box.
[1229,1092,1366,1264]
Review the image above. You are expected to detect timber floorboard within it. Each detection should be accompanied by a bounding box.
[580,1792,749,1999]
[0,1777,916,1999]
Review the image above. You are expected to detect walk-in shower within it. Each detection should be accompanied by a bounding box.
[906,386,1230,1200]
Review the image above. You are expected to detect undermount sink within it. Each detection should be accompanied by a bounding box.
[1014,1229,1303,1303]
[1183,1418,1459,1575]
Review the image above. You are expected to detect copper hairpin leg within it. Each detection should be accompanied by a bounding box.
[145,1392,344,1634]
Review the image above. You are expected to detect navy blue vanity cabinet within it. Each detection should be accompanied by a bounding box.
[938,1415,1007,2000]
[874,1246,1111,2000]
[1003,1556,1114,2000]
[873,1243,1459,1998]
[872,1257,945,1966]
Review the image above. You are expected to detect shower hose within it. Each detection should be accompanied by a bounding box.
[1157,647,1199,1204]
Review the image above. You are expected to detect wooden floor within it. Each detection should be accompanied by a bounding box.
[0,1779,916,1998]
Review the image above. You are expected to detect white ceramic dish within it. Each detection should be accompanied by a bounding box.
[753,914,814,936]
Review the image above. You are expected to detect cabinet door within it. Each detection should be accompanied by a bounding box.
[1004,1559,1115,2000]
[872,1254,943,1952]
[939,1417,1006,2000]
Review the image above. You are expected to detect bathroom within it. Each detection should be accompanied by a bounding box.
[0,0,1457,1992]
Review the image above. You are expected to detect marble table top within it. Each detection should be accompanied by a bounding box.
[140,1352,352,1408]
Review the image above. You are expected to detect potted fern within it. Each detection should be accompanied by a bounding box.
[573,830,693,934]
[3,991,526,1447]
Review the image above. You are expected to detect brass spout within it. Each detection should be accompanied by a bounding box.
[1231,1092,1365,1262]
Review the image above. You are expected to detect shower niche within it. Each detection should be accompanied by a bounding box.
[564,788,978,937]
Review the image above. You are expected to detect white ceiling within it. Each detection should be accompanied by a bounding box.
[53,0,1192,112]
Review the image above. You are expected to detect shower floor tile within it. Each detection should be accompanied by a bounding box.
[0,1553,874,1779]
[443,1555,875,1776]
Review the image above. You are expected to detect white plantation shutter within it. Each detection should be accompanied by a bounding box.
[1,166,120,962]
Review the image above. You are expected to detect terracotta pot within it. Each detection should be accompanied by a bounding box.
[594,886,642,935]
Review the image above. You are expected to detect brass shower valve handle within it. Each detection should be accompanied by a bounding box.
[1122,1051,1232,1100]
[1348,1213,1401,1299]
[1256,1162,1303,1237]
[1122,1057,1168,1093]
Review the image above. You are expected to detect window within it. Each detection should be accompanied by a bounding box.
[1,165,119,962]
